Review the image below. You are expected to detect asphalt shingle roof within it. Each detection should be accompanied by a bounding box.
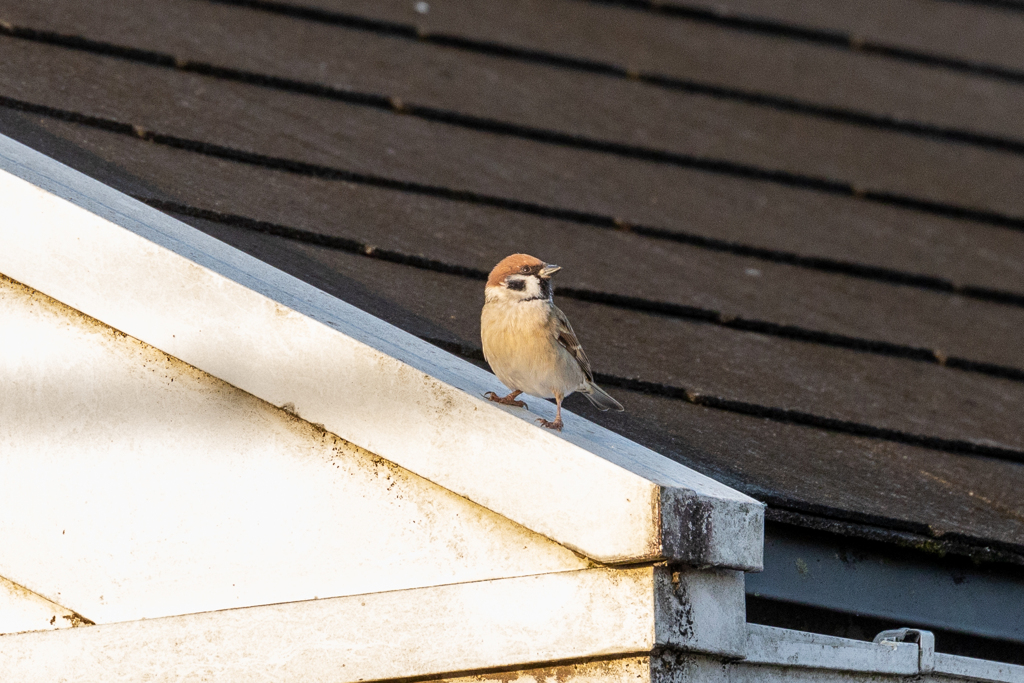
[2,0,1023,564]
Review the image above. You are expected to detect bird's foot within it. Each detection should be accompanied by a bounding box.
[536,417,563,431]
[484,391,528,408]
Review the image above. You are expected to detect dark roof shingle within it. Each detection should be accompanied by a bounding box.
[2,0,1022,564]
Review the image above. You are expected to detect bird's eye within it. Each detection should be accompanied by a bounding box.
[520,265,530,273]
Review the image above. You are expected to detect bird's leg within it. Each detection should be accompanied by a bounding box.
[536,395,564,431]
[484,389,527,408]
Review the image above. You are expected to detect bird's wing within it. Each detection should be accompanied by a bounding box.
[552,305,594,383]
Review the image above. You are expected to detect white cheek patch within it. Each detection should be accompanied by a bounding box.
[523,278,542,299]
[502,275,549,302]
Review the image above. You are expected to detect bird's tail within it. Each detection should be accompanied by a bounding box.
[582,382,624,412]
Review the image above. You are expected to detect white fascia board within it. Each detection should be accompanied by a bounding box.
[0,566,673,683]
[0,133,763,569]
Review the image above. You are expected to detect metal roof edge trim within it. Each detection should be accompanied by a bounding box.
[745,625,1024,682]
[933,652,1024,683]
[745,624,919,675]
[0,133,763,569]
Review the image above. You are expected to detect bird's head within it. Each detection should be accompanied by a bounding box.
[485,253,561,303]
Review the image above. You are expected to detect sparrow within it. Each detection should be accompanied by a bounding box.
[481,253,624,431]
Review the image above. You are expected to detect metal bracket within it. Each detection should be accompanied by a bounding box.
[874,628,935,673]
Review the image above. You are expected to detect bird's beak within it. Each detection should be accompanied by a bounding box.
[539,264,561,278]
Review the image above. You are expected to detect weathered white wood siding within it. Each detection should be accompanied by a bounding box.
[0,274,587,626]
[0,575,85,635]
[0,566,747,682]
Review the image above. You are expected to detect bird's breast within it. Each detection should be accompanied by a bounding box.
[481,299,581,399]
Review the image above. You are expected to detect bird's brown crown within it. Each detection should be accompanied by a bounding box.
[486,253,546,288]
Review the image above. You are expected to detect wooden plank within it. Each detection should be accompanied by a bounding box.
[166,218,1024,463]
[0,567,664,682]
[135,220,1024,555]
[676,0,1024,74]
[11,116,1024,375]
[251,0,1024,142]
[5,0,1024,217]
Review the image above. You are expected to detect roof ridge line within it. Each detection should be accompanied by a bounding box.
[144,197,1024,387]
